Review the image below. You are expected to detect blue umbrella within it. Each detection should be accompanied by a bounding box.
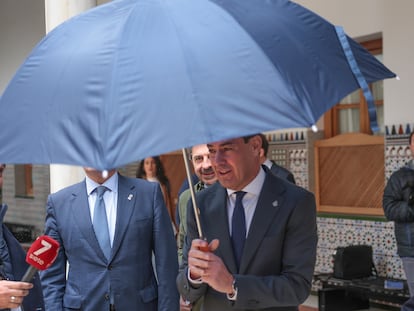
[0,0,395,170]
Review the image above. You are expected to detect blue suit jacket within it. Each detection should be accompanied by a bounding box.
[177,170,317,310]
[40,175,179,311]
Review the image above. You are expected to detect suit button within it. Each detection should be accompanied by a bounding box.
[104,294,110,301]
[108,265,113,270]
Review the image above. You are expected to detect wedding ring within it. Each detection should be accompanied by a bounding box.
[10,296,16,302]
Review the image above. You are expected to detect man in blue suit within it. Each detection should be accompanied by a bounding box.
[177,135,317,310]
[40,168,179,311]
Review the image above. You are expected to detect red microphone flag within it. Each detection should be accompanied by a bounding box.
[22,235,59,282]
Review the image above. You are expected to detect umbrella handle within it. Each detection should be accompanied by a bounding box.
[181,148,204,239]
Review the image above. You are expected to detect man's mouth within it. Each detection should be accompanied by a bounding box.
[216,167,231,177]
[201,170,216,179]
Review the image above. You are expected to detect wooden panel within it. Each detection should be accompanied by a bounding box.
[314,133,385,216]
[121,150,189,219]
[160,151,189,208]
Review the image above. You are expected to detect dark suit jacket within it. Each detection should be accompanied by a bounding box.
[269,161,296,184]
[40,175,179,311]
[3,220,45,311]
[177,170,317,311]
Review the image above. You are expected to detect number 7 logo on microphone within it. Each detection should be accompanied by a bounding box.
[33,239,52,256]
[22,235,60,282]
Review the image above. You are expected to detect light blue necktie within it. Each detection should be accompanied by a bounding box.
[231,191,246,271]
[93,186,111,259]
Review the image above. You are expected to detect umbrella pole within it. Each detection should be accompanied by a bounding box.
[181,148,204,239]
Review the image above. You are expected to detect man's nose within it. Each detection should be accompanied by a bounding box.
[211,151,225,164]
[201,157,212,167]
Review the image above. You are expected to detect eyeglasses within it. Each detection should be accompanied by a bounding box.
[191,154,210,164]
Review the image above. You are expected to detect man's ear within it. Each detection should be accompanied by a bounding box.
[259,148,265,158]
[251,135,262,155]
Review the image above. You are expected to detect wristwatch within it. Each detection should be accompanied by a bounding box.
[227,277,238,301]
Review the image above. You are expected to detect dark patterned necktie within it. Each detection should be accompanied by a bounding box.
[231,191,246,271]
[93,186,111,259]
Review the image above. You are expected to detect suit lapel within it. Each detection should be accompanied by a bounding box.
[111,175,135,259]
[70,181,107,259]
[239,174,286,273]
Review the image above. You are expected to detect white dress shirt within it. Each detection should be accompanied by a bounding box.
[263,158,273,170]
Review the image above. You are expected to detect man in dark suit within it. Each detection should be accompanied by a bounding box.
[40,168,179,311]
[0,163,44,310]
[259,134,296,184]
[177,135,317,310]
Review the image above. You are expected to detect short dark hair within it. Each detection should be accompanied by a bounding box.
[242,134,260,144]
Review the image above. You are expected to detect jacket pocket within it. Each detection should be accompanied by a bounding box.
[139,284,158,303]
[63,294,82,309]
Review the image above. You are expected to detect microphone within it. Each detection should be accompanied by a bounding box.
[21,235,60,282]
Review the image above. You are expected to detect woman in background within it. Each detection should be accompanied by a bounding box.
[136,156,176,234]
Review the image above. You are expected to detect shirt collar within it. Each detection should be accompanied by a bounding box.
[226,167,266,197]
[86,172,118,195]
[263,158,273,169]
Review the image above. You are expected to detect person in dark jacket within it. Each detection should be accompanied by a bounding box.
[402,295,414,311]
[0,164,44,310]
[259,134,296,184]
[383,131,414,297]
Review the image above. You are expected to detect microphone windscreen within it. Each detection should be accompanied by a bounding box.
[25,235,60,271]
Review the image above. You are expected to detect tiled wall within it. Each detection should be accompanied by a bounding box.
[316,217,404,279]
[268,129,323,193]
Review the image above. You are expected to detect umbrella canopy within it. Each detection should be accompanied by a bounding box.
[0,0,395,170]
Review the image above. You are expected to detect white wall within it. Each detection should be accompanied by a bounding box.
[0,0,45,93]
[382,1,414,126]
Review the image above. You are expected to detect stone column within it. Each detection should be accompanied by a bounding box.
[45,0,98,192]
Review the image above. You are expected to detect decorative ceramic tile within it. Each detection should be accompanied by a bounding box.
[385,129,411,180]
[314,217,402,279]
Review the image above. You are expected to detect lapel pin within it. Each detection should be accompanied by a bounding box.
[128,194,133,201]
[272,200,278,207]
